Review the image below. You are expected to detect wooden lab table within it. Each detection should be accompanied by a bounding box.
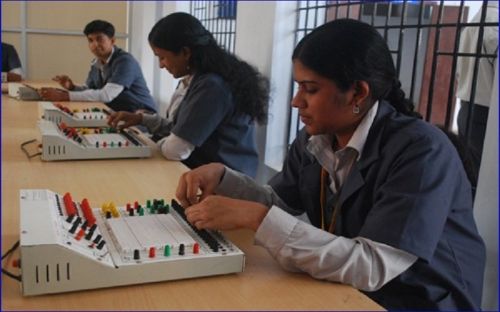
[1,95,383,310]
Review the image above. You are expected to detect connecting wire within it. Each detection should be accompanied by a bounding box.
[20,139,41,159]
[1,240,22,282]
[1,241,19,260]
[2,268,21,281]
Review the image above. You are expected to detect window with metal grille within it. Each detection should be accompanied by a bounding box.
[287,0,498,149]
[190,1,238,53]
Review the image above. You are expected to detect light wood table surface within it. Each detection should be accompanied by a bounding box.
[1,95,383,310]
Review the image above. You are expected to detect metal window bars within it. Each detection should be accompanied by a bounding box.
[287,0,498,148]
[190,1,238,54]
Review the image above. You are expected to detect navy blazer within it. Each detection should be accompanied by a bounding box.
[269,101,485,310]
[86,47,157,113]
[173,73,258,177]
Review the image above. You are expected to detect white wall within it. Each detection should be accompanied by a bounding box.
[234,1,297,172]
[129,1,190,117]
[129,1,156,103]
[234,1,276,168]
[474,56,498,311]
[264,1,297,171]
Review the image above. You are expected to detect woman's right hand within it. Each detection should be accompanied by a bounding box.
[108,111,143,130]
[176,163,226,208]
[52,75,75,90]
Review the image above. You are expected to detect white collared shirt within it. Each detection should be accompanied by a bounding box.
[69,47,124,103]
[307,101,379,193]
[148,75,195,160]
[166,75,193,122]
[214,101,417,292]
[92,46,115,80]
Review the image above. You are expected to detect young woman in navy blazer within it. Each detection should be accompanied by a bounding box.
[175,19,485,310]
[109,13,269,177]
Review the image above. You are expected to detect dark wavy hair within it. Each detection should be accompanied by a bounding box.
[292,18,421,118]
[148,12,269,124]
[84,20,115,38]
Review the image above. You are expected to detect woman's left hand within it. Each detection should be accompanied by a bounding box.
[39,87,70,101]
[185,195,269,232]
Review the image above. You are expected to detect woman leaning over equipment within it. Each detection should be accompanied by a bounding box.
[109,13,269,177]
[176,19,485,310]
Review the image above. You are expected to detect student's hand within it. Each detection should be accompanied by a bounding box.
[52,75,75,90]
[39,88,70,101]
[176,163,226,207]
[7,72,22,82]
[107,111,142,130]
[185,195,268,232]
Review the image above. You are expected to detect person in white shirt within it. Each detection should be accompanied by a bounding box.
[456,1,498,186]
[39,20,156,113]
[175,19,485,310]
